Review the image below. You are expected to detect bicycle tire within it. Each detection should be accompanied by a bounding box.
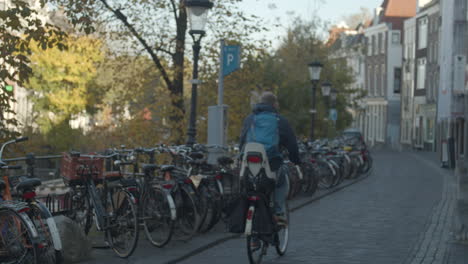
[196,183,211,233]
[246,235,266,264]
[28,203,63,264]
[66,188,92,235]
[0,208,38,264]
[176,187,200,240]
[106,190,139,258]
[275,202,289,256]
[142,187,174,248]
[199,183,223,233]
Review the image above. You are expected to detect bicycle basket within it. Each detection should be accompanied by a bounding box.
[61,152,104,186]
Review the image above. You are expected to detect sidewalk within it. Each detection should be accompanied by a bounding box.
[403,150,468,264]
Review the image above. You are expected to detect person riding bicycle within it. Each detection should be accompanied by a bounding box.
[239,91,300,224]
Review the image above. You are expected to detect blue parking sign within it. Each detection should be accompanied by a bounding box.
[222,45,241,76]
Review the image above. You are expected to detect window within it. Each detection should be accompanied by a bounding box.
[418,17,428,49]
[417,58,426,89]
[378,33,382,55]
[392,32,400,44]
[394,68,402,93]
[375,65,379,96]
[367,37,372,56]
[381,63,385,96]
[381,33,386,53]
[372,35,376,55]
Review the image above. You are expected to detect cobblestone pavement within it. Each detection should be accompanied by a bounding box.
[178,150,450,264]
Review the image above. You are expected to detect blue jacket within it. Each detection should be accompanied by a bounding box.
[239,103,300,171]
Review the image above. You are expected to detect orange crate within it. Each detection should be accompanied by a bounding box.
[61,152,104,186]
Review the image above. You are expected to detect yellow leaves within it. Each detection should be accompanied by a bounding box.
[26,34,105,131]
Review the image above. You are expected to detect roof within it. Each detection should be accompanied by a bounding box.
[381,0,417,17]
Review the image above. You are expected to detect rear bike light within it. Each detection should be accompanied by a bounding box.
[184,178,193,184]
[126,187,138,192]
[215,174,222,180]
[310,159,316,163]
[247,156,262,163]
[248,196,260,201]
[18,207,30,213]
[22,192,36,200]
[247,209,254,220]
[162,184,173,189]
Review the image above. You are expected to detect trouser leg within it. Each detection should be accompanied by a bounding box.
[274,165,289,215]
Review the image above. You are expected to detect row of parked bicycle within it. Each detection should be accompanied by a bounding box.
[0,135,372,263]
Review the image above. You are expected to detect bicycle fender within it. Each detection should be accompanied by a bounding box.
[165,193,177,221]
[19,212,39,239]
[244,205,255,236]
[34,202,63,251]
[216,180,224,196]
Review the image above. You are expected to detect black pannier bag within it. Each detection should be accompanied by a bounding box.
[226,194,248,233]
[252,194,275,235]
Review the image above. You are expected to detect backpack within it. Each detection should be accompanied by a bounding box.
[246,111,281,160]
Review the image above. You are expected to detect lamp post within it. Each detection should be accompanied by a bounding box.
[185,0,213,146]
[330,87,338,137]
[321,81,332,138]
[307,61,323,140]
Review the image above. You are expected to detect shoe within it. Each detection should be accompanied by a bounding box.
[274,214,288,226]
[250,237,261,251]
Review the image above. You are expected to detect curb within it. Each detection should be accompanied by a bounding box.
[165,169,373,264]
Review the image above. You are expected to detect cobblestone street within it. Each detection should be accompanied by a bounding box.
[178,150,458,264]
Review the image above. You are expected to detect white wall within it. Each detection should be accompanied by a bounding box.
[438,0,455,121]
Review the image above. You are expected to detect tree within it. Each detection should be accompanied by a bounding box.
[48,0,266,143]
[26,35,105,132]
[0,0,67,140]
[340,7,372,29]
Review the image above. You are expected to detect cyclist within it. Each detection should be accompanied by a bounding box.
[239,91,300,224]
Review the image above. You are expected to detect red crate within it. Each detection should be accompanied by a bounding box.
[61,152,104,186]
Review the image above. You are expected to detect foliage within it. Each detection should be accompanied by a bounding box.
[26,35,105,132]
[0,0,67,140]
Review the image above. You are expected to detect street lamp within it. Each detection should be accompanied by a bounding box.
[321,81,332,97]
[307,61,323,140]
[185,0,213,146]
[330,88,338,105]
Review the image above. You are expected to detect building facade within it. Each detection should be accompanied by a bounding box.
[362,0,416,148]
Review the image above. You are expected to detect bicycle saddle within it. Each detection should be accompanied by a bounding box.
[160,165,175,172]
[189,152,204,160]
[217,156,234,166]
[70,151,81,158]
[142,164,159,173]
[15,178,42,192]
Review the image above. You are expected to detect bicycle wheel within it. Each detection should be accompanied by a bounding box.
[275,202,289,256]
[196,183,210,232]
[66,188,92,235]
[246,235,266,264]
[199,183,223,233]
[176,187,200,240]
[142,187,174,248]
[0,208,38,264]
[28,203,63,264]
[106,190,139,258]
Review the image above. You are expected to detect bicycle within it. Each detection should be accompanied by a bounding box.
[64,152,139,258]
[0,168,39,264]
[239,143,289,264]
[111,147,177,248]
[0,137,63,264]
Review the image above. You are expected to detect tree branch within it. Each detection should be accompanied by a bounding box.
[99,0,173,89]
[169,0,179,22]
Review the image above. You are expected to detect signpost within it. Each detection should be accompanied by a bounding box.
[207,40,241,164]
